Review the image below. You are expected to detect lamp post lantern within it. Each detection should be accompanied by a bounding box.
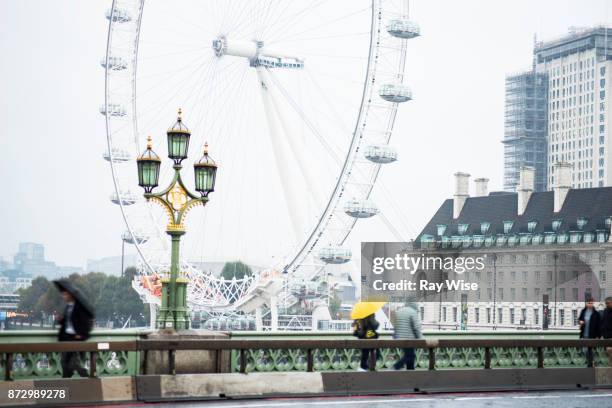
[136,109,217,330]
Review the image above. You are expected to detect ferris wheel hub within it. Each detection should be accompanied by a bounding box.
[212,36,304,69]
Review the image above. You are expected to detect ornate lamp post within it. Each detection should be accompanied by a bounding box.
[136,109,217,330]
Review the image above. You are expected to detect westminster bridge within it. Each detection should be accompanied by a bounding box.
[0,330,611,406]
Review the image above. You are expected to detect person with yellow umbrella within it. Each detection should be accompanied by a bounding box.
[351,301,386,371]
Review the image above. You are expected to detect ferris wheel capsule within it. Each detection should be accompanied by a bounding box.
[379,84,412,103]
[386,19,420,39]
[110,190,138,206]
[99,103,127,117]
[122,230,149,245]
[105,8,132,23]
[344,198,379,218]
[363,144,398,164]
[318,245,352,264]
[103,147,131,163]
[100,55,128,70]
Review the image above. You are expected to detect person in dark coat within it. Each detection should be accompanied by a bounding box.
[579,297,602,366]
[601,297,612,366]
[55,281,94,378]
[579,298,602,339]
[352,313,379,371]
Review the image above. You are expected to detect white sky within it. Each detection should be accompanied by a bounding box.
[0,0,610,268]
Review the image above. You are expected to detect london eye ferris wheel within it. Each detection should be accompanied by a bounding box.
[102,0,420,317]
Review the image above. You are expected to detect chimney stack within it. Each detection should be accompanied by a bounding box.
[474,178,489,197]
[517,166,535,216]
[453,172,470,219]
[553,162,572,212]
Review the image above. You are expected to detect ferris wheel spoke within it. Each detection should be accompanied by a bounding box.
[267,4,371,45]
[265,69,345,164]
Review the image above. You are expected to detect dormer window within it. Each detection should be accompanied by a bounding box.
[606,217,612,228]
[436,224,447,236]
[552,219,563,232]
[503,220,514,234]
[480,221,490,235]
[577,217,588,230]
[527,221,538,233]
[458,224,469,235]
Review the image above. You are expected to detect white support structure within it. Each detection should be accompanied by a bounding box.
[256,66,305,240]
[261,68,324,207]
[255,307,263,331]
[270,296,279,331]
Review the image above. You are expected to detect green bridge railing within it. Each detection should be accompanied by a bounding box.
[0,329,146,379]
[229,331,611,372]
[0,329,608,379]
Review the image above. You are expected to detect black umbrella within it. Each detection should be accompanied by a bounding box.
[53,279,95,318]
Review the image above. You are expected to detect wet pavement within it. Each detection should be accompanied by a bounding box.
[111,389,612,407]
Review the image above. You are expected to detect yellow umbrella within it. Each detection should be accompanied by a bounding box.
[350,301,386,320]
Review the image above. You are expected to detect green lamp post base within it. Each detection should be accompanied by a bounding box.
[156,278,190,330]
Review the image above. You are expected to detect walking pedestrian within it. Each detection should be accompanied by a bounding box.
[601,296,612,366]
[579,297,602,365]
[352,313,380,371]
[54,280,95,378]
[392,299,422,370]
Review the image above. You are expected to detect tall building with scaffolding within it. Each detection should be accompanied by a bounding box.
[503,70,549,192]
[534,26,612,189]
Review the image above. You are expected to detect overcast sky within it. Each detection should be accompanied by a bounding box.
[0,0,609,269]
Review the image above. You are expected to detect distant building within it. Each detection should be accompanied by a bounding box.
[0,257,9,272]
[8,242,82,280]
[87,254,137,276]
[412,169,611,329]
[503,70,548,192]
[534,26,612,189]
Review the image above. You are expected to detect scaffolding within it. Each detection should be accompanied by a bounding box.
[503,71,548,192]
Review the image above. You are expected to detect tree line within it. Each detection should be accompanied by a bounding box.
[17,267,149,328]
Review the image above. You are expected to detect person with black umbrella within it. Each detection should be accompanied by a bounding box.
[53,279,95,378]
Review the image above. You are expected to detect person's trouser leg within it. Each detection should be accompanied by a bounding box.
[406,348,416,370]
[360,349,371,370]
[394,348,408,369]
[61,352,76,378]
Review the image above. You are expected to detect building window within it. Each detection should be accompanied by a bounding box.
[522,288,528,300]
[522,271,528,282]
[498,288,504,301]
[420,307,425,321]
[481,222,490,235]
[458,223,469,235]
[486,308,491,324]
[552,219,563,231]
[534,309,539,325]
[559,309,565,326]
[576,217,588,230]
[498,308,503,324]
[572,309,578,326]
[521,308,527,324]
[535,271,541,281]
[560,288,566,301]
[511,288,516,300]
[475,308,480,323]
[528,221,538,232]
[510,308,515,324]
[511,271,517,281]
[436,224,447,236]
[547,270,553,281]
[442,307,447,322]
[535,288,541,299]
[452,307,458,323]
[573,287,579,301]
[600,270,606,283]
[503,220,514,234]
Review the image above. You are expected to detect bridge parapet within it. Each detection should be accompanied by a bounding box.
[0,330,609,380]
